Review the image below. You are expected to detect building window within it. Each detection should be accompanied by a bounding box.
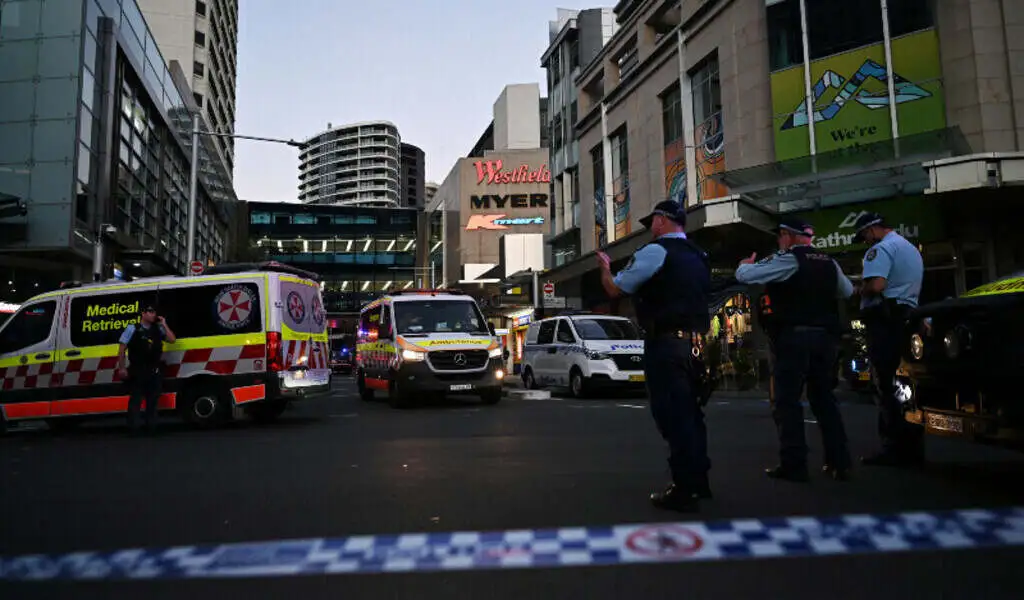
[889,0,934,37]
[194,60,205,77]
[195,30,206,47]
[615,38,639,79]
[690,53,726,202]
[591,144,606,248]
[569,36,580,71]
[806,0,881,60]
[609,128,630,239]
[552,113,563,151]
[691,53,721,127]
[196,0,206,17]
[661,84,683,145]
[767,0,804,71]
[193,92,203,107]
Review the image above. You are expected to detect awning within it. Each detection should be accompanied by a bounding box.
[713,127,970,214]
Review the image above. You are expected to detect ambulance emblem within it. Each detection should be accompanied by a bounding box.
[287,291,306,324]
[311,295,325,327]
[215,285,254,330]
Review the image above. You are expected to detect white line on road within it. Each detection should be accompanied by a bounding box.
[616,404,645,409]
[329,413,359,418]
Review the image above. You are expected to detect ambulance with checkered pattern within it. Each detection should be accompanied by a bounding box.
[0,262,330,430]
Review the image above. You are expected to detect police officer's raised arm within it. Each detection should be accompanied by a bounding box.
[860,244,893,299]
[597,244,667,298]
[734,252,799,285]
[116,323,136,379]
[833,261,855,299]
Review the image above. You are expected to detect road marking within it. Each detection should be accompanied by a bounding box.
[329,414,358,418]
[2,506,1021,581]
[616,404,645,409]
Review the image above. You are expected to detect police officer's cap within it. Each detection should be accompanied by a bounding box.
[639,200,686,229]
[774,217,814,237]
[853,212,885,241]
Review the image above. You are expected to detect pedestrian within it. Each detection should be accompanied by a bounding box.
[597,200,711,513]
[116,304,176,435]
[735,218,854,481]
[853,212,925,467]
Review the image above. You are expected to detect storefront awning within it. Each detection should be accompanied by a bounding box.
[713,127,971,214]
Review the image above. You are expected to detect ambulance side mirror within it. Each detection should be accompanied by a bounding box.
[487,323,496,336]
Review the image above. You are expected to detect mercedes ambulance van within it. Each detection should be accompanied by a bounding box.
[0,262,330,433]
[356,290,504,408]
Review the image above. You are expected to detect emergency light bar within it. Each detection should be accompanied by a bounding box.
[387,289,466,297]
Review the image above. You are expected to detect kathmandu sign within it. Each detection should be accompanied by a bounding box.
[796,196,943,253]
[465,215,545,231]
[473,160,551,185]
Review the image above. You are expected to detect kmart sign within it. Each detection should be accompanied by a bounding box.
[796,196,943,253]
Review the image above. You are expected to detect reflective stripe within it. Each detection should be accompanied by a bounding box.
[231,384,265,405]
[49,394,176,416]
[3,402,50,419]
[365,377,389,390]
[0,352,52,369]
[281,321,327,343]
[279,276,317,286]
[54,334,266,362]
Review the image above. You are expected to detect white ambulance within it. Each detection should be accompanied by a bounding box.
[0,262,330,433]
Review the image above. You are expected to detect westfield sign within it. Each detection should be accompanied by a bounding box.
[473,160,551,185]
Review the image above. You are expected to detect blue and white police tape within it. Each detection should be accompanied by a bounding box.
[2,506,1023,581]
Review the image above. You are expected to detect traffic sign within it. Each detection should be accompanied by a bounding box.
[542,282,555,296]
[189,260,204,275]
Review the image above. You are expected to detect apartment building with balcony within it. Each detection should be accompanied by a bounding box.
[543,0,1024,314]
[297,121,402,207]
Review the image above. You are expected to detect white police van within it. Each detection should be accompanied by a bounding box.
[520,313,646,398]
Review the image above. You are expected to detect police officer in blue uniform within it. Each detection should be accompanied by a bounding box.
[597,200,711,513]
[117,304,176,435]
[735,218,855,481]
[853,212,925,467]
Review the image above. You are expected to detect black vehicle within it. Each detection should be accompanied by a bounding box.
[331,334,355,375]
[901,272,1024,447]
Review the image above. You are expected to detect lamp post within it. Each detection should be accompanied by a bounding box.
[186,112,304,270]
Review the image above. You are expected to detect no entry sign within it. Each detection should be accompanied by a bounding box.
[189,260,204,275]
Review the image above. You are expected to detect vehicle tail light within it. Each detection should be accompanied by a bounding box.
[267,332,284,372]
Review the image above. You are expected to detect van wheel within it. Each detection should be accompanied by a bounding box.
[523,367,538,389]
[357,371,374,402]
[388,379,414,409]
[246,399,288,423]
[181,385,229,427]
[570,368,588,399]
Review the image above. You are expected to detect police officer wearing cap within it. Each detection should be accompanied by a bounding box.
[597,200,711,513]
[735,218,855,481]
[116,304,176,435]
[853,212,925,467]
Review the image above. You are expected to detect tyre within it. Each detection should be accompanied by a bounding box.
[180,383,230,427]
[388,378,414,409]
[522,367,538,389]
[246,399,288,423]
[357,371,374,402]
[480,388,502,405]
[569,368,588,399]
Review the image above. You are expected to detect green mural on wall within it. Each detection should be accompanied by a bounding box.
[771,29,947,162]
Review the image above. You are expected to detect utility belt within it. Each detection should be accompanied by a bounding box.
[861,297,912,326]
[643,327,718,407]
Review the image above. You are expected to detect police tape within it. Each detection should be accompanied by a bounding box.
[2,506,1022,581]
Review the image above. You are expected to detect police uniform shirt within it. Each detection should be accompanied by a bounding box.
[613,232,688,293]
[860,231,924,309]
[118,322,168,345]
[735,245,855,298]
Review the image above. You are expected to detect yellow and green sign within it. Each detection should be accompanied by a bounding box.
[771,29,946,162]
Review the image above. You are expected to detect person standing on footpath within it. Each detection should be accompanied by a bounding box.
[117,304,176,436]
[852,212,925,467]
[735,218,855,482]
[597,200,712,513]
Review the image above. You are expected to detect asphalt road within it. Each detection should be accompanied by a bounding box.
[2,379,1024,599]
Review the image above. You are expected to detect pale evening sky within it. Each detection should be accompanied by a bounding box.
[233,0,603,203]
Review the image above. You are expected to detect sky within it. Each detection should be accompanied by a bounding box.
[232,0,602,203]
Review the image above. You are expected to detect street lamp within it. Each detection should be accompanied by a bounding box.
[186,112,305,270]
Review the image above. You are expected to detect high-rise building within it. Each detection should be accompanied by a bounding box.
[138,0,239,176]
[541,8,617,266]
[297,121,402,206]
[424,181,440,205]
[400,142,426,208]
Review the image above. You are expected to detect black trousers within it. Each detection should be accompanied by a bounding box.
[127,371,162,432]
[772,327,851,470]
[864,309,924,457]
[643,336,710,491]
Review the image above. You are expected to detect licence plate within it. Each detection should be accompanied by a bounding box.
[858,371,871,381]
[293,370,305,380]
[927,412,964,433]
[629,374,645,382]
[449,384,473,391]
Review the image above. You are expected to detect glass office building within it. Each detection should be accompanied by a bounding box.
[246,202,421,315]
[0,0,235,302]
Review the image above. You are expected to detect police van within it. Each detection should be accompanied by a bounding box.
[521,313,646,398]
[355,290,504,408]
[0,262,330,433]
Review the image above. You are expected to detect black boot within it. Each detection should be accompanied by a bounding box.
[765,465,810,482]
[650,484,700,513]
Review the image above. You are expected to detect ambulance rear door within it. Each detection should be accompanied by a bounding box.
[277,275,329,389]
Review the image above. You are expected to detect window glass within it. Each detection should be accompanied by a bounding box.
[0,301,56,355]
[250,212,271,224]
[157,283,262,339]
[806,0,882,60]
[537,320,556,345]
[359,305,380,338]
[573,318,640,340]
[767,0,804,71]
[393,301,488,335]
[555,320,576,344]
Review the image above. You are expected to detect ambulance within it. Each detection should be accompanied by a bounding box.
[356,290,505,408]
[0,262,330,433]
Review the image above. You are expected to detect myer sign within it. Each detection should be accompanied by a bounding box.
[797,196,943,253]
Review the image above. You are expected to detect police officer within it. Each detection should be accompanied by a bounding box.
[116,304,176,435]
[853,212,925,467]
[735,218,854,481]
[597,200,711,513]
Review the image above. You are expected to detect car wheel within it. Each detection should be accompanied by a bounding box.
[570,368,588,399]
[357,371,374,402]
[523,367,538,389]
[181,383,229,427]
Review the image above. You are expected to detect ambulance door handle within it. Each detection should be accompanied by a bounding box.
[35,353,51,359]
[66,350,81,357]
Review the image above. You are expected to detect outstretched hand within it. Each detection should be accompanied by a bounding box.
[739,252,757,266]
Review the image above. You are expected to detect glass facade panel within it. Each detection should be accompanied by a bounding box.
[0,1,43,41]
[41,0,84,33]
[32,118,76,162]
[0,39,39,80]
[36,34,82,78]
[35,77,78,119]
[28,161,74,207]
[0,122,33,163]
[1,80,37,122]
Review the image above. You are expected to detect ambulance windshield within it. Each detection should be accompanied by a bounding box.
[395,300,488,335]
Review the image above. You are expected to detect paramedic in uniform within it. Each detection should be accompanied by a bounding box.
[597,200,711,513]
[116,304,176,435]
[853,212,925,467]
[735,218,854,481]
